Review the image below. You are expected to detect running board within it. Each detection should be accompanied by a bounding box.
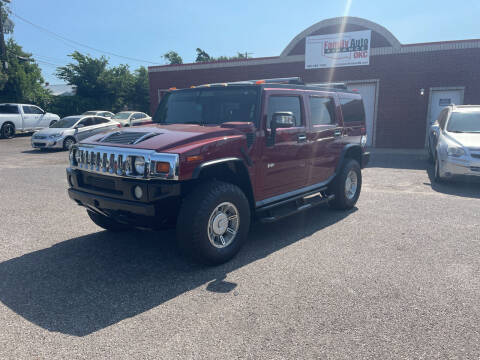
[257,192,334,223]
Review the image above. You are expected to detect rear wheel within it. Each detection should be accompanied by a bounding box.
[328,159,362,210]
[1,122,15,139]
[87,210,133,232]
[176,181,250,265]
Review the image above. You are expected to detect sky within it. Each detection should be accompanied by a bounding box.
[6,0,480,84]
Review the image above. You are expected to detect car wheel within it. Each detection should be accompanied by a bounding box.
[1,122,15,139]
[328,159,362,210]
[87,210,133,232]
[427,142,434,164]
[49,120,57,127]
[63,137,76,150]
[176,181,251,265]
[434,156,444,183]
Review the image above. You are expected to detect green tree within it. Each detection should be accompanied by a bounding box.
[130,66,150,113]
[163,50,183,65]
[0,39,52,108]
[0,0,14,89]
[195,48,212,62]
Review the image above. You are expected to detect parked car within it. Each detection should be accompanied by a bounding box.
[32,115,120,150]
[66,77,369,264]
[428,104,480,182]
[0,103,60,139]
[82,110,115,118]
[112,111,151,127]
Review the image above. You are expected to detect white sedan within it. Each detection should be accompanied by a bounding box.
[428,105,480,182]
[112,111,151,127]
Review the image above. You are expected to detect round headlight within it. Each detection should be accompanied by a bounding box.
[74,149,81,164]
[134,156,145,175]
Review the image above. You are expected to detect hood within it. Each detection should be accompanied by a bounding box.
[80,124,247,152]
[446,132,480,149]
[34,127,73,135]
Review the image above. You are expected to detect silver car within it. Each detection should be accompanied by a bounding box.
[82,110,115,118]
[112,111,151,127]
[427,105,480,182]
[31,115,120,150]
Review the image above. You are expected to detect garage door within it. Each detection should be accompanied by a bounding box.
[347,83,377,147]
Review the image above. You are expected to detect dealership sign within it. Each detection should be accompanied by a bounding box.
[305,30,371,69]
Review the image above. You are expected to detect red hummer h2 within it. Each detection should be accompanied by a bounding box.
[67,77,369,264]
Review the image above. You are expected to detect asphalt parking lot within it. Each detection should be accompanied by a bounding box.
[1,135,479,359]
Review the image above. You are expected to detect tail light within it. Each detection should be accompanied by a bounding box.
[116,123,122,128]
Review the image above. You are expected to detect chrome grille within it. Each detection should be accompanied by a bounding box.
[471,153,480,159]
[70,144,179,180]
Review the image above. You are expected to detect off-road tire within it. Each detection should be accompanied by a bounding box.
[176,181,251,265]
[1,122,15,139]
[87,210,133,232]
[328,159,362,210]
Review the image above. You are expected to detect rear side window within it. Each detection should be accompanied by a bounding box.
[95,117,109,124]
[340,97,365,123]
[0,105,19,114]
[267,96,302,128]
[309,96,336,125]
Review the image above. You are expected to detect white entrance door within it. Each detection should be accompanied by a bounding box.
[427,89,464,128]
[347,83,376,146]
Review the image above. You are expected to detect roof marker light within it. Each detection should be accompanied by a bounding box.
[255,80,266,84]
[169,87,177,90]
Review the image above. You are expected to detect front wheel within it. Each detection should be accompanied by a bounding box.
[328,159,362,210]
[87,210,133,232]
[63,137,76,150]
[434,156,444,183]
[176,181,251,265]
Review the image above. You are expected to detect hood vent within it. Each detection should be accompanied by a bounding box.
[100,131,160,145]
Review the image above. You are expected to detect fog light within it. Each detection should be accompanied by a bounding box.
[133,185,143,199]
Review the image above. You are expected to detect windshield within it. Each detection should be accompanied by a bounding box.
[113,112,132,120]
[153,87,260,125]
[50,117,80,128]
[82,111,97,115]
[447,111,480,133]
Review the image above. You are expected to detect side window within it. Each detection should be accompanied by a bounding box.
[30,106,44,114]
[0,105,19,114]
[80,117,94,127]
[339,97,366,123]
[96,117,109,124]
[437,109,448,129]
[309,96,336,125]
[267,96,302,128]
[22,106,33,114]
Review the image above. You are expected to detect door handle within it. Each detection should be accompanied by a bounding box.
[334,130,342,137]
[297,134,307,143]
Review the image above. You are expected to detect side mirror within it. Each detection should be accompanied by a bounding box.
[271,112,295,129]
[75,124,85,129]
[269,112,295,146]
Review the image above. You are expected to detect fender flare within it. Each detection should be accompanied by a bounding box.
[192,157,245,179]
[335,144,363,174]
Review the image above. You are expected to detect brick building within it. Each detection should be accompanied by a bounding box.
[148,17,480,148]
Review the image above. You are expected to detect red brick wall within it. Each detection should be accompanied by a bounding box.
[148,48,480,148]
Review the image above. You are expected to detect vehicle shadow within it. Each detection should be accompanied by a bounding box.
[367,152,428,170]
[0,205,354,337]
[21,149,66,154]
[425,162,480,198]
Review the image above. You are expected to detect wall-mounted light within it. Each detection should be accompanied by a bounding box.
[420,88,425,96]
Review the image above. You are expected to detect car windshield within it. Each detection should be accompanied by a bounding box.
[50,117,81,128]
[153,87,260,125]
[113,112,132,120]
[447,111,480,133]
[82,111,97,115]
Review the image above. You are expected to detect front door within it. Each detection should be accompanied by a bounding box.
[21,105,43,130]
[427,88,464,144]
[260,92,309,200]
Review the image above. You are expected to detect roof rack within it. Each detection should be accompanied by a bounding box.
[307,82,348,90]
[198,77,304,87]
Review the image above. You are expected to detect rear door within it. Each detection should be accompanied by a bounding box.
[89,117,116,135]
[75,117,95,140]
[305,93,344,184]
[259,91,309,200]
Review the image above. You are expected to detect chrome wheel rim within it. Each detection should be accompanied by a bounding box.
[65,139,74,149]
[207,202,240,248]
[345,170,358,200]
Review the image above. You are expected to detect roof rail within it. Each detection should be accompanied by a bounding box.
[199,77,304,87]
